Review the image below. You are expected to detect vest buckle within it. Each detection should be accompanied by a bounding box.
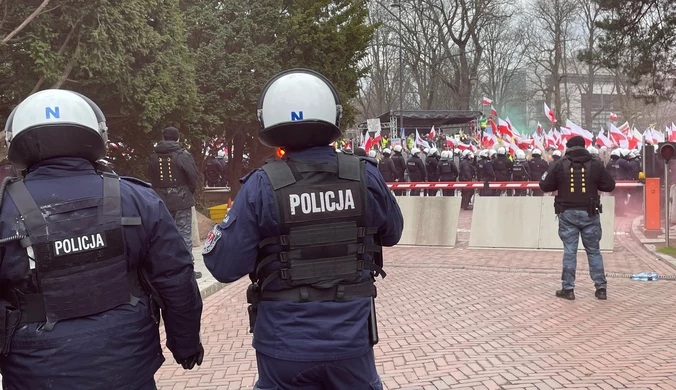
[279,235,289,246]
[357,260,364,271]
[279,252,288,263]
[358,244,365,254]
[335,285,346,301]
[357,228,366,238]
[280,268,290,280]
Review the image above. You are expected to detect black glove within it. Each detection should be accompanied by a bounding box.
[174,343,204,370]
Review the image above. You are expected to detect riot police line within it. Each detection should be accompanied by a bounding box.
[359,144,644,214]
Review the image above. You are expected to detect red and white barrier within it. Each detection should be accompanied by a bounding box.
[385,180,643,190]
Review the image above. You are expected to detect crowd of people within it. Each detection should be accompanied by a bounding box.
[338,142,643,214]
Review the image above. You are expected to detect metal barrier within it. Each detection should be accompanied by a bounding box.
[385,180,643,190]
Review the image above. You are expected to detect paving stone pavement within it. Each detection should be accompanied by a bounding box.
[153,212,676,389]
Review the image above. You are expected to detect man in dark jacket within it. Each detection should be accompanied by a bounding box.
[437,150,458,196]
[148,127,202,279]
[493,147,512,196]
[0,89,203,389]
[528,149,549,196]
[391,145,407,196]
[378,148,397,182]
[540,136,616,301]
[459,151,475,209]
[406,147,426,196]
[425,148,440,196]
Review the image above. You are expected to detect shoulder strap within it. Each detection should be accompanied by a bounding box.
[102,173,141,226]
[337,153,361,181]
[6,181,48,232]
[261,160,296,190]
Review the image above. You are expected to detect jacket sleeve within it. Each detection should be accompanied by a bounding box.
[366,166,403,247]
[142,194,203,358]
[596,161,616,192]
[178,151,200,194]
[203,174,265,283]
[539,160,560,192]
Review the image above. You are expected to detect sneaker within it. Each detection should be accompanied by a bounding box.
[194,271,203,279]
[555,289,575,300]
[595,288,607,300]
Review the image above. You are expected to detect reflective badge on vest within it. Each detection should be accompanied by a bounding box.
[282,182,362,224]
[53,233,107,256]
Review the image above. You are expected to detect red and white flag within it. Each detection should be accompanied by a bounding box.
[429,126,436,139]
[536,122,543,135]
[498,118,513,138]
[609,112,617,121]
[490,106,498,117]
[482,97,493,105]
[544,102,557,123]
[596,128,613,148]
[609,124,628,148]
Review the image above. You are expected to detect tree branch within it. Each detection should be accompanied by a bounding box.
[2,0,51,44]
[51,41,80,89]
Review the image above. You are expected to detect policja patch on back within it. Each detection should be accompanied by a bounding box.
[202,225,222,254]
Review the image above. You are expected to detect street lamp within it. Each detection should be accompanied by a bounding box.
[391,2,404,139]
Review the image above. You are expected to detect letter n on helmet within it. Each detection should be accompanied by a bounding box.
[257,69,343,149]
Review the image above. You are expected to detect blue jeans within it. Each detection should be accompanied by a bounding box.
[254,350,382,390]
[558,209,607,290]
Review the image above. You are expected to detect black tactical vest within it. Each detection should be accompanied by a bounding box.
[608,159,621,179]
[560,158,595,198]
[512,162,527,180]
[152,151,188,188]
[254,153,384,303]
[5,174,142,331]
[440,160,453,174]
[477,159,486,179]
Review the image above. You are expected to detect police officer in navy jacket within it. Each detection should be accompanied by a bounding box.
[203,69,404,389]
[0,90,203,389]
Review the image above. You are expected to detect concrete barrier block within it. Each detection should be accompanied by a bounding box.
[415,197,461,246]
[395,196,422,245]
[469,197,542,249]
[538,197,615,251]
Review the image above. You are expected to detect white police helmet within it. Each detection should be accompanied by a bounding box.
[587,146,599,155]
[217,150,226,158]
[610,148,620,157]
[621,148,631,157]
[5,89,108,170]
[516,150,526,160]
[462,150,471,158]
[429,147,438,156]
[552,150,562,157]
[410,147,420,155]
[468,152,475,159]
[440,150,451,158]
[454,148,460,155]
[532,148,542,156]
[368,150,377,158]
[382,148,391,155]
[257,69,342,148]
[489,149,497,157]
[497,147,506,155]
[423,147,430,154]
[393,145,403,153]
[630,149,640,159]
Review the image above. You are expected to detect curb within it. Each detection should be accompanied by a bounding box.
[630,216,676,270]
[200,281,228,300]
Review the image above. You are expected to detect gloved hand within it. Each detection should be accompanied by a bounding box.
[174,343,204,370]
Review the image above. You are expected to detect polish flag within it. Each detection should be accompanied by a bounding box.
[369,129,382,150]
[617,121,631,135]
[670,123,676,142]
[498,118,513,138]
[566,120,593,147]
[446,135,456,148]
[429,126,436,139]
[644,128,655,145]
[490,106,498,117]
[415,130,430,149]
[596,128,613,148]
[360,131,370,149]
[609,124,628,148]
[652,128,665,143]
[609,112,618,121]
[482,97,493,105]
[536,122,543,135]
[482,132,497,148]
[544,102,557,123]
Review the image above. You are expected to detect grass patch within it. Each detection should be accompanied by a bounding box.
[657,247,676,257]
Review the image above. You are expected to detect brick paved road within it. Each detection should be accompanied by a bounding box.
[155,213,676,389]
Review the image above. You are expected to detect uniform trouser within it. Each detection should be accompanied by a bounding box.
[171,208,194,261]
[137,378,158,389]
[254,350,382,390]
[461,188,473,209]
[558,209,607,291]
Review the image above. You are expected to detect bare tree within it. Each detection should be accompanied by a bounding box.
[524,0,579,127]
[478,20,529,114]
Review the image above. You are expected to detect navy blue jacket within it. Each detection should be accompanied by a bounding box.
[0,158,202,390]
[204,146,403,361]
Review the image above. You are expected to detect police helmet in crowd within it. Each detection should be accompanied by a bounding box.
[621,148,631,158]
[368,150,377,158]
[217,150,226,158]
[411,147,421,157]
[610,149,621,157]
[440,150,451,159]
[552,150,562,158]
[5,89,108,170]
[257,68,343,149]
[489,149,497,158]
[532,149,542,156]
[497,147,506,155]
[516,150,526,160]
[393,145,403,153]
[587,146,599,155]
[454,148,460,156]
[429,147,438,156]
[423,147,430,155]
[382,148,392,156]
